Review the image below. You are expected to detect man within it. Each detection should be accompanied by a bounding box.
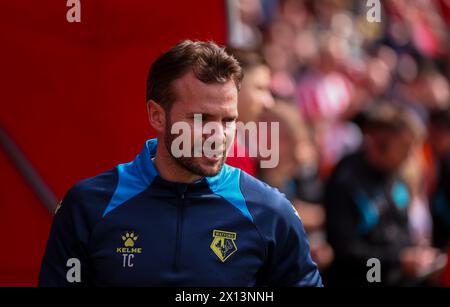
[225,49,274,176]
[39,40,321,286]
[324,103,438,286]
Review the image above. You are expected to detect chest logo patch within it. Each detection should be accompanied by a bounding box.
[210,230,237,262]
[116,232,142,268]
[122,232,138,247]
[116,232,142,254]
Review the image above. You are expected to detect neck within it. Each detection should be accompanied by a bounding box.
[364,151,393,178]
[153,141,202,183]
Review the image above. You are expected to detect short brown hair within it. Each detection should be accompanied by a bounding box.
[146,40,243,111]
[226,48,267,71]
[362,102,425,140]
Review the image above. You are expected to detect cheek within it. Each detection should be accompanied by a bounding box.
[240,87,258,108]
[392,145,410,163]
[249,90,263,108]
[238,86,250,100]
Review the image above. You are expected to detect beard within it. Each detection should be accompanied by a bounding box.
[164,118,227,177]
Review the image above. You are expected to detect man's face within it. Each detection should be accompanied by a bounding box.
[238,65,274,123]
[368,130,415,173]
[163,72,238,177]
[383,131,415,171]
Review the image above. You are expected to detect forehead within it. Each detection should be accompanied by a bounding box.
[242,65,270,82]
[172,71,238,113]
[380,129,415,147]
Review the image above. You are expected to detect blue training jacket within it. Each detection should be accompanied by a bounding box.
[39,138,322,286]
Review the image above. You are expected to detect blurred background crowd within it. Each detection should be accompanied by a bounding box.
[2,0,450,287]
[225,0,450,286]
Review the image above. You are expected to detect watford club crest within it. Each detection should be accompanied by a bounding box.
[210,230,237,262]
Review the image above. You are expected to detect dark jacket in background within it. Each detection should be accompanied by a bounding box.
[431,154,450,250]
[324,152,412,286]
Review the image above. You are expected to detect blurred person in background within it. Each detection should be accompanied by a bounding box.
[443,245,450,286]
[258,100,334,271]
[425,106,450,286]
[392,54,450,121]
[324,103,442,286]
[227,0,265,50]
[292,25,367,179]
[400,148,433,248]
[427,107,450,251]
[226,0,450,286]
[226,49,275,176]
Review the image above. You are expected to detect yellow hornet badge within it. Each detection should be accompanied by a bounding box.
[210,230,237,262]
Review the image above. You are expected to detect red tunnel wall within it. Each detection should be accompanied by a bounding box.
[0,0,226,286]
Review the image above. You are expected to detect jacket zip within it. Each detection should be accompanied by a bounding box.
[173,192,185,271]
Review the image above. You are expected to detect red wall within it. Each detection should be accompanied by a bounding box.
[0,0,226,286]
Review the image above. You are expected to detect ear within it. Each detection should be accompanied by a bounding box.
[147,100,166,133]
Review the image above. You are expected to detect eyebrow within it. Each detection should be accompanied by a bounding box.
[187,112,211,116]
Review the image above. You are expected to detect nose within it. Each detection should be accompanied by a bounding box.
[202,121,228,153]
[203,121,225,138]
